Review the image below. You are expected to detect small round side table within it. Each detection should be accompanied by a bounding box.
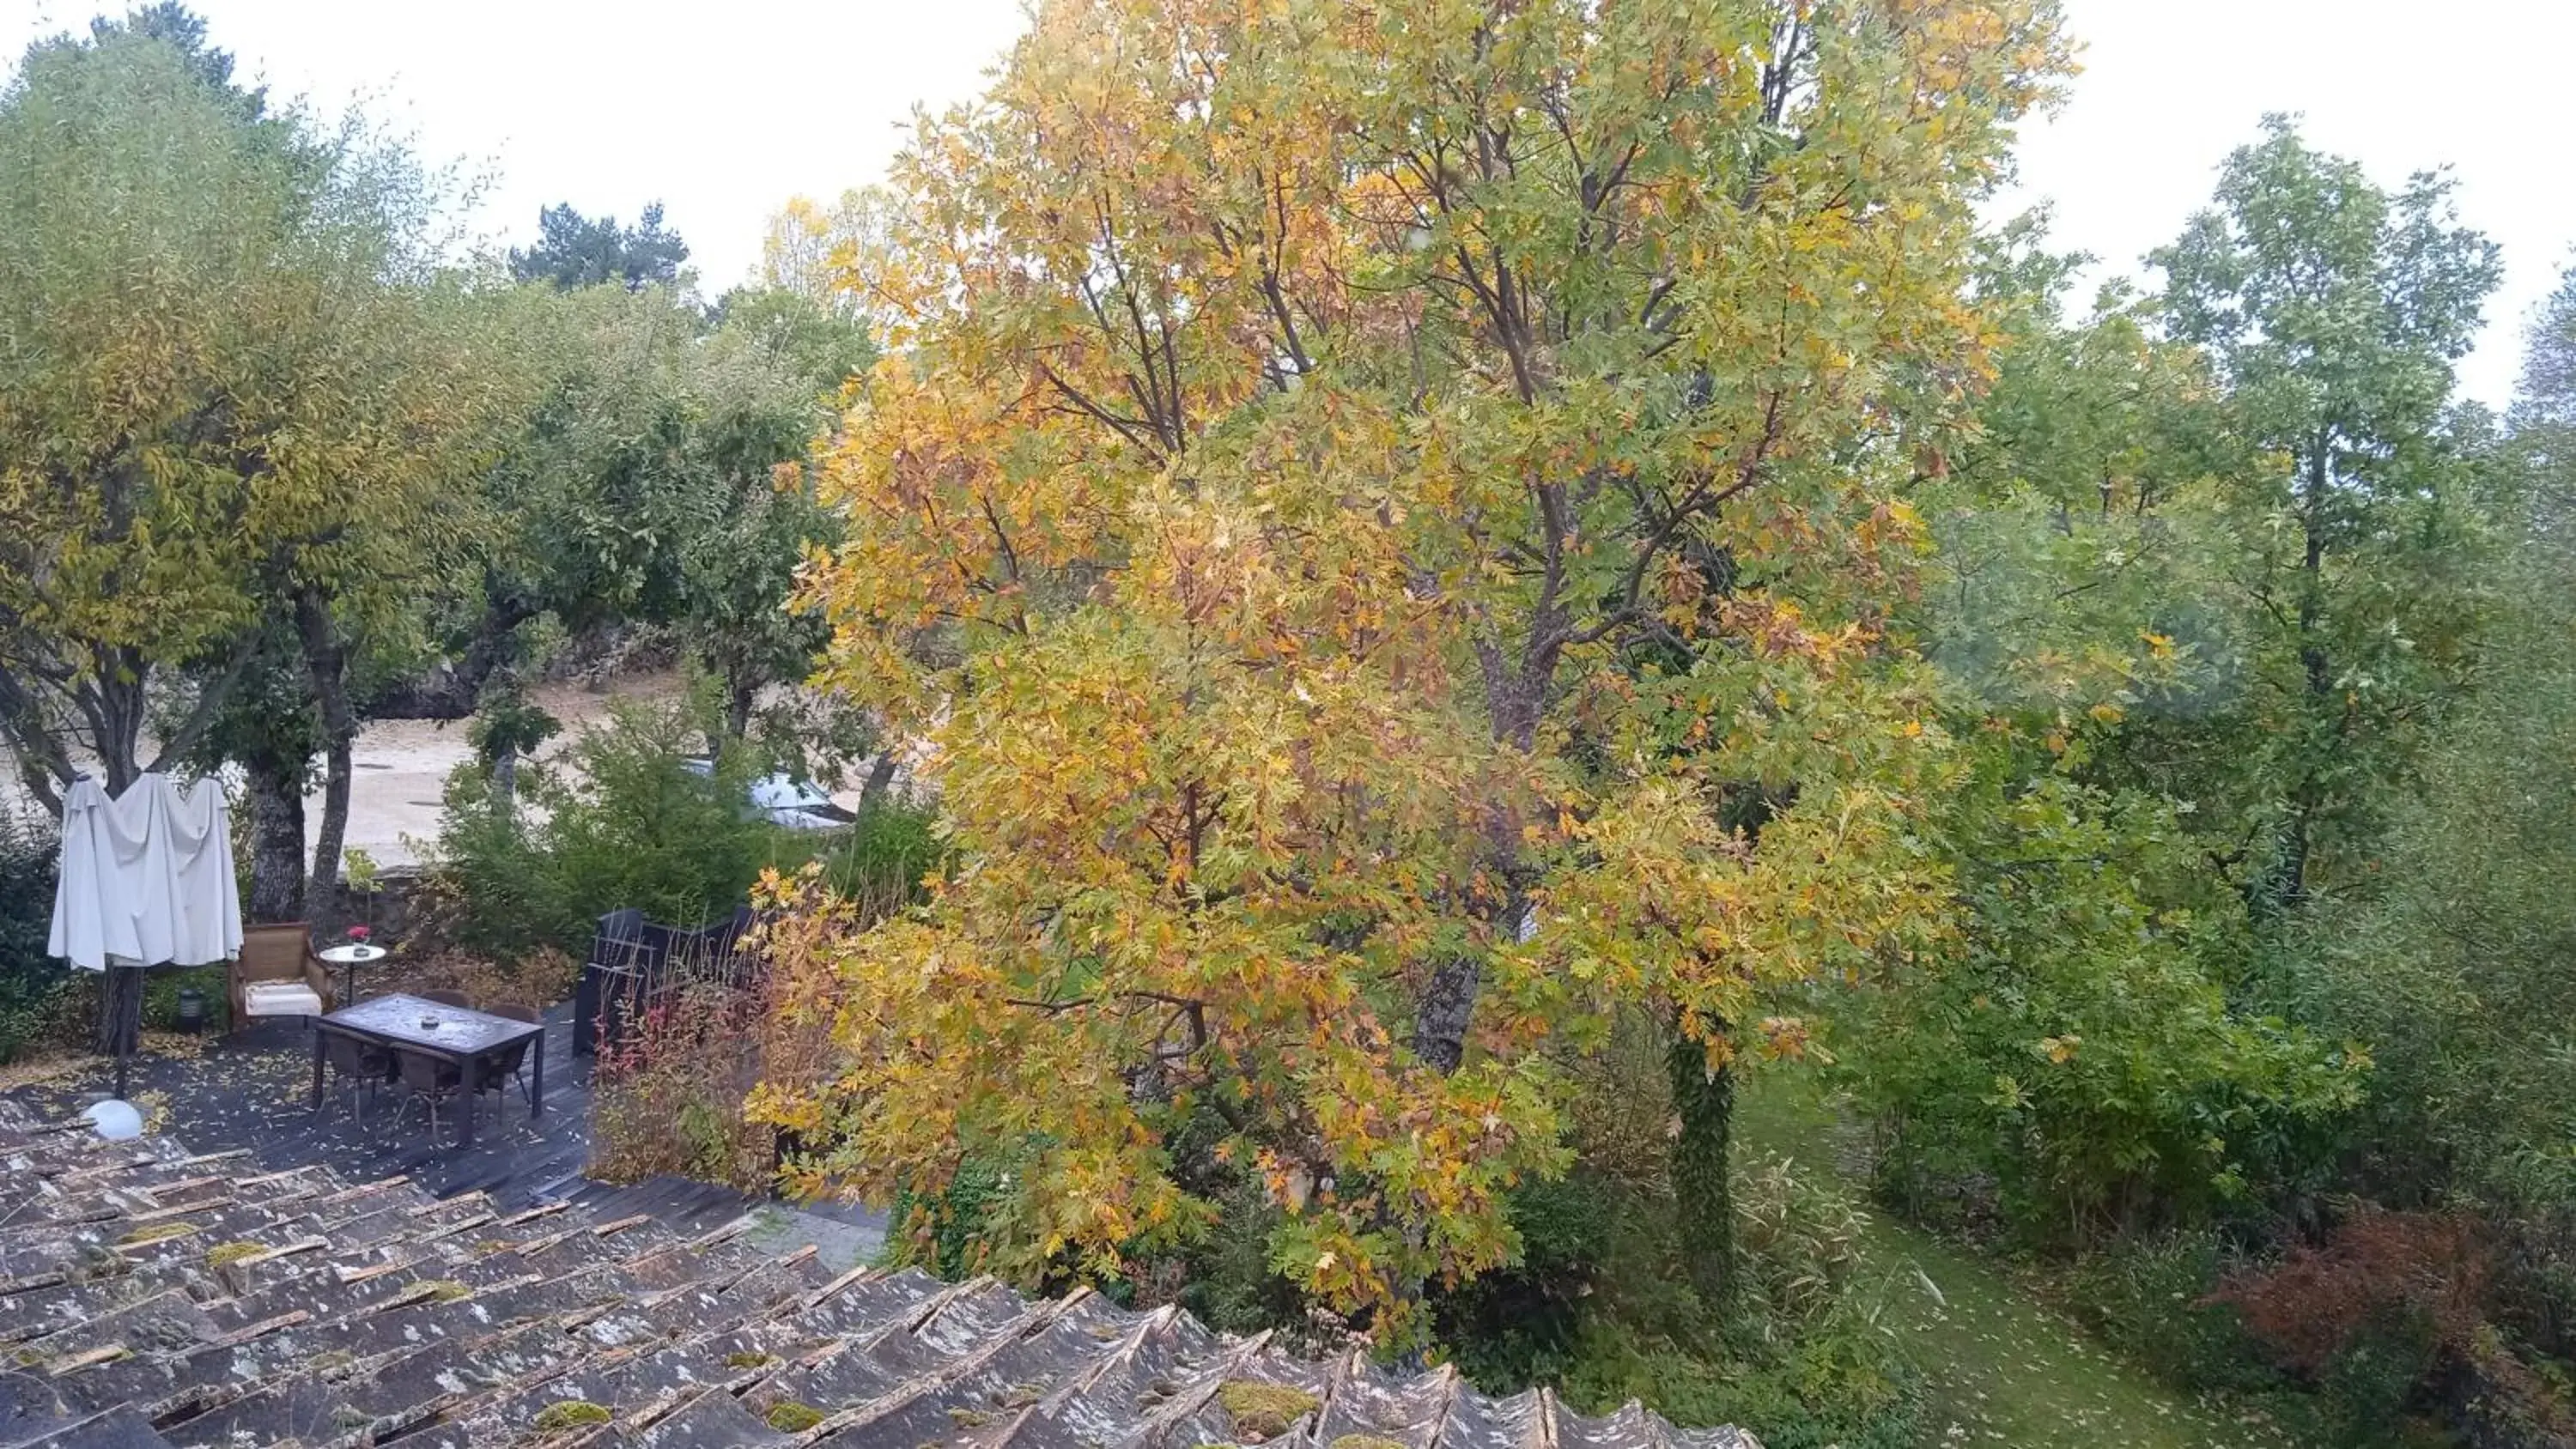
[316,943,387,1005]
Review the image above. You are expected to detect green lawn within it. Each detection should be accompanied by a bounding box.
[1737,1080,2305,1449]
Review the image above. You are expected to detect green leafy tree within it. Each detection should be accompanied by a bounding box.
[681,290,873,740]
[1851,221,2362,1244]
[64,2,266,116]
[0,19,500,822]
[508,201,690,292]
[365,282,713,736]
[2149,116,2501,917]
[404,283,867,743]
[185,621,325,920]
[2311,263,2576,1217]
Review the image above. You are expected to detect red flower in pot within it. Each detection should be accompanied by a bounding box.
[348,925,371,944]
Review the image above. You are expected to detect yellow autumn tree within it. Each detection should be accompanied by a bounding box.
[762,0,2068,1338]
[760,188,894,324]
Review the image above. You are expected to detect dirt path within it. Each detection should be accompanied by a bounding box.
[310,675,687,869]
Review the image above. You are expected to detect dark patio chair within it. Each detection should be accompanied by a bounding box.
[472,1036,537,1116]
[320,1033,392,1124]
[393,1050,464,1141]
[421,989,471,1009]
[476,1002,542,1111]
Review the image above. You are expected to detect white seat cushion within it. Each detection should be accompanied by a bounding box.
[241,982,324,1018]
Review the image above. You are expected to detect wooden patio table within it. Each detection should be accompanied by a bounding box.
[312,992,544,1148]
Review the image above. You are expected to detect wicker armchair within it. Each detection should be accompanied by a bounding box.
[228,922,333,1034]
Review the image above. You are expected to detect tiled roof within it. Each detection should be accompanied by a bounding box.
[0,1101,1757,1449]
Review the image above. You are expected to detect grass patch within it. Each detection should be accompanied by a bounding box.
[1735,1076,2307,1448]
[766,1401,825,1432]
[1218,1381,1320,1440]
[532,1400,612,1433]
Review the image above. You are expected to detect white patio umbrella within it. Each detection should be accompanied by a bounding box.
[48,773,243,1099]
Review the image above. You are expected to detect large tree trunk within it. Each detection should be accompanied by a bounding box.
[295,590,355,894]
[1412,633,1558,1074]
[1413,955,1483,1074]
[1668,1017,1735,1309]
[94,964,143,1068]
[365,587,541,721]
[858,749,901,813]
[2270,430,2336,914]
[244,753,307,923]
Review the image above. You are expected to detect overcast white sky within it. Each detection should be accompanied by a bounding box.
[7,0,2572,406]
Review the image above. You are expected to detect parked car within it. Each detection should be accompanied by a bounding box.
[679,758,858,830]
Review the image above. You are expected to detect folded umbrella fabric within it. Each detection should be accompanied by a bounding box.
[48,773,244,971]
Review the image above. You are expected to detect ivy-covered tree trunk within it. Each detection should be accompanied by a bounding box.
[244,753,307,923]
[1668,1016,1735,1309]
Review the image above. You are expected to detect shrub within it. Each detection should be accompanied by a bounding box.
[1431,1154,1924,1449]
[2215,1209,2490,1379]
[1432,1173,1625,1386]
[431,700,774,956]
[0,806,75,1064]
[143,964,227,1034]
[589,979,777,1191]
[1142,1175,1314,1344]
[1554,1319,1929,1449]
[2213,1209,2499,1443]
[1734,1152,1867,1334]
[2451,1324,2576,1449]
[432,699,943,961]
[586,820,935,1195]
[2490,1215,2576,1369]
[1844,771,2364,1247]
[2060,1230,2281,1393]
[799,799,943,917]
[880,1149,1024,1283]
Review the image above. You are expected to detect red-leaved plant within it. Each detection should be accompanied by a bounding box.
[2212,1209,2491,1378]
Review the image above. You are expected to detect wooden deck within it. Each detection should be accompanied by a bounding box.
[0,998,894,1264]
[1,1003,605,1210]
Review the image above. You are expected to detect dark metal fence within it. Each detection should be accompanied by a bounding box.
[573,905,762,1059]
